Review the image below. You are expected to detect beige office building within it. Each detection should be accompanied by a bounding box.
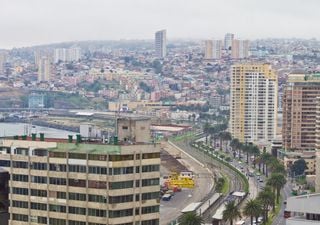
[0,136,160,225]
[38,57,51,82]
[204,40,213,60]
[230,64,277,143]
[231,40,249,59]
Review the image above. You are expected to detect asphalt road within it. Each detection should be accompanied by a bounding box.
[271,182,292,225]
[160,141,215,225]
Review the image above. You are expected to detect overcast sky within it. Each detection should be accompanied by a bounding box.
[0,0,319,49]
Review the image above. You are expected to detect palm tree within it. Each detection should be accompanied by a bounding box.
[243,199,263,225]
[251,146,260,168]
[223,132,232,152]
[267,173,287,204]
[179,212,204,225]
[222,201,241,225]
[203,122,210,145]
[230,138,240,158]
[258,186,274,222]
[272,163,286,175]
[260,150,272,176]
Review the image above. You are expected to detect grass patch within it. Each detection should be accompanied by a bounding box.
[221,175,230,194]
[169,131,197,142]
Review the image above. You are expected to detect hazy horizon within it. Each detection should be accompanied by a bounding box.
[1,0,320,49]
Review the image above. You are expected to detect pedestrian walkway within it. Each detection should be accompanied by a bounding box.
[197,193,222,215]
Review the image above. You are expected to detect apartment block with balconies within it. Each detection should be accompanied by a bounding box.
[282,73,320,151]
[230,64,277,144]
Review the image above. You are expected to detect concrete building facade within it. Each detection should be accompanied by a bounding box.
[155,30,166,58]
[285,193,320,225]
[38,57,51,82]
[224,33,234,51]
[230,64,277,143]
[0,138,160,225]
[204,40,213,60]
[231,40,249,59]
[282,73,320,151]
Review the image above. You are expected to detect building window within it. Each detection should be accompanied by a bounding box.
[142,178,159,187]
[109,209,133,218]
[69,165,86,173]
[141,219,159,225]
[142,192,160,200]
[68,206,86,215]
[12,161,28,168]
[109,181,133,190]
[49,151,66,158]
[12,187,28,195]
[69,221,86,225]
[49,191,66,199]
[12,214,28,222]
[88,154,107,161]
[142,165,160,173]
[49,218,66,225]
[31,189,47,197]
[141,206,159,214]
[12,200,28,208]
[88,194,107,203]
[109,155,134,161]
[69,153,86,160]
[37,217,47,224]
[49,164,67,172]
[88,180,106,189]
[31,162,47,170]
[112,167,134,175]
[12,174,29,182]
[49,177,66,185]
[49,204,66,213]
[142,153,160,159]
[69,192,86,201]
[0,160,10,167]
[109,195,133,204]
[69,179,86,187]
[89,166,107,175]
[31,202,47,211]
[88,209,107,217]
[31,176,47,184]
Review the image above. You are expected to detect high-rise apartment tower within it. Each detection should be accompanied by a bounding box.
[230,64,278,143]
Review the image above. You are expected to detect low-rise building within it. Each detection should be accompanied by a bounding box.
[285,193,320,225]
[278,150,316,175]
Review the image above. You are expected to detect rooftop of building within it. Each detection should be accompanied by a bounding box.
[286,193,320,214]
[288,73,320,83]
[0,136,158,155]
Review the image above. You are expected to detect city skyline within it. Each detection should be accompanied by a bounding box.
[1,0,320,49]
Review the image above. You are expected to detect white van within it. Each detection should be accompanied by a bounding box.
[235,221,245,225]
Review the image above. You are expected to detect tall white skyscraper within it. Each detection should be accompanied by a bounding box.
[38,57,51,82]
[212,40,222,59]
[54,47,81,63]
[231,40,249,59]
[54,48,67,63]
[67,47,81,62]
[204,40,213,59]
[224,33,234,50]
[155,30,166,58]
[230,64,277,144]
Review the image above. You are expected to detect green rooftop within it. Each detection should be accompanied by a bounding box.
[49,143,121,155]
